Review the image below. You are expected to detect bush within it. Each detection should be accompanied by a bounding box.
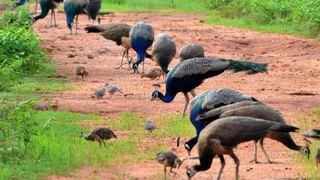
[0,8,45,90]
[0,101,39,163]
[201,0,320,37]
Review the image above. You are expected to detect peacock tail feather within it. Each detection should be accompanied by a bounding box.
[227,60,267,74]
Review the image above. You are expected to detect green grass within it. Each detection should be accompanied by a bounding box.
[204,14,312,38]
[101,0,320,39]
[0,110,140,180]
[111,112,194,138]
[0,62,71,102]
[101,0,207,13]
[296,107,320,179]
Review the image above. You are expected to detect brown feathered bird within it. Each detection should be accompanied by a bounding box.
[197,101,310,163]
[75,65,88,79]
[84,23,132,69]
[187,116,299,180]
[84,127,117,147]
[141,67,164,80]
[156,151,182,177]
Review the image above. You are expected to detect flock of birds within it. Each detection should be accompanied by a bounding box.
[12,0,320,179]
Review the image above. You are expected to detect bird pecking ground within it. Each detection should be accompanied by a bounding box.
[33,12,320,180]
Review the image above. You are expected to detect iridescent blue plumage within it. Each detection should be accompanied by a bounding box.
[151,57,267,117]
[64,0,88,34]
[33,0,62,26]
[130,22,154,73]
[15,0,26,7]
[184,88,257,154]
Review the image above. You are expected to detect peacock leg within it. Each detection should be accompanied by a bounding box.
[142,61,145,73]
[75,15,79,34]
[50,9,53,27]
[190,89,196,97]
[229,152,240,180]
[253,141,259,163]
[216,155,225,180]
[163,165,167,179]
[33,0,38,14]
[126,49,131,69]
[53,10,57,27]
[259,138,273,163]
[182,92,190,117]
[116,49,126,69]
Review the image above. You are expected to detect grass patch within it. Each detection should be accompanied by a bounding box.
[101,0,206,13]
[101,0,320,39]
[0,109,138,180]
[111,112,194,138]
[296,107,320,179]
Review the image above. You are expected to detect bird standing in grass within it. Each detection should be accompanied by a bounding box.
[64,0,89,34]
[145,120,156,132]
[156,151,182,177]
[184,88,257,155]
[33,0,63,26]
[85,127,117,147]
[197,100,310,162]
[151,33,176,74]
[85,23,133,69]
[151,57,267,117]
[130,22,154,73]
[186,116,299,180]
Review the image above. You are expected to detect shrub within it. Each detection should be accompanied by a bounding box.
[0,8,45,90]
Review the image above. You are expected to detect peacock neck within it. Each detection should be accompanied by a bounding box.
[135,52,145,64]
[158,91,176,103]
[194,150,214,172]
[190,105,205,136]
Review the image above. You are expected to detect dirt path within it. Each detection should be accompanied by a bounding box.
[33,12,320,179]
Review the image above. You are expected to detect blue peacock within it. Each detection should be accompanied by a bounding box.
[33,0,63,26]
[151,57,267,117]
[130,22,154,73]
[151,33,176,74]
[185,88,258,155]
[64,0,101,34]
[13,0,26,7]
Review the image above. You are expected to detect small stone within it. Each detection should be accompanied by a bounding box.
[68,54,76,58]
[87,54,94,59]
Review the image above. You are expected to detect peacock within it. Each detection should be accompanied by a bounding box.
[178,43,205,103]
[130,21,154,73]
[151,33,176,74]
[33,0,63,26]
[196,100,310,163]
[85,23,133,69]
[184,88,257,155]
[84,0,101,24]
[187,116,299,180]
[151,57,267,117]
[64,0,89,34]
[13,0,26,8]
[179,43,204,62]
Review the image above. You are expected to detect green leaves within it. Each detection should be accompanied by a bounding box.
[0,8,46,90]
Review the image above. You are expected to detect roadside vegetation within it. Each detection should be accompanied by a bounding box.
[103,0,320,39]
[297,108,320,179]
[0,7,174,179]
